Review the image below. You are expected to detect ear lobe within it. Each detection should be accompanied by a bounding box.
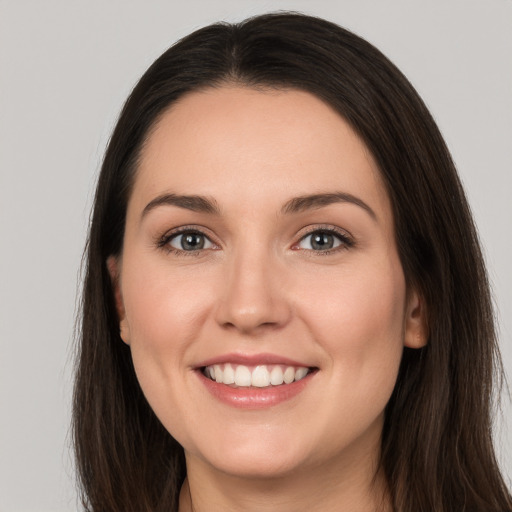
[404,289,428,349]
[106,256,131,345]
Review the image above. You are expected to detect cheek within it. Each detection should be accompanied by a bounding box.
[120,263,217,441]
[293,259,406,447]
[296,257,406,385]
[123,258,213,347]
[119,258,213,394]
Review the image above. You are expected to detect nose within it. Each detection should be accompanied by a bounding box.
[214,249,292,335]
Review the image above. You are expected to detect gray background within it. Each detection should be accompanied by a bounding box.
[1,1,511,510]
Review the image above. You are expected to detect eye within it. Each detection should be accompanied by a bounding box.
[296,229,350,251]
[168,231,214,251]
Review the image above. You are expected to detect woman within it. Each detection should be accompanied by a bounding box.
[73,12,512,512]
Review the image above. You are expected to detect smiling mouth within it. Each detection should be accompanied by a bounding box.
[202,363,315,388]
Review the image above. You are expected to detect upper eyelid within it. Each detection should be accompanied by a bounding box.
[160,225,215,240]
[297,224,353,240]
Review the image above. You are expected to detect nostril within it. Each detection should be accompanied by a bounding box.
[218,306,285,333]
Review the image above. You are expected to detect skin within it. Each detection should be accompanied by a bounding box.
[109,86,427,512]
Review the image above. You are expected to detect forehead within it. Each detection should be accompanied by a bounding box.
[131,86,390,220]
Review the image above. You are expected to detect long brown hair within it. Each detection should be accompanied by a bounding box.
[73,12,512,511]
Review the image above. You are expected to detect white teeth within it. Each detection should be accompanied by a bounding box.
[234,365,252,387]
[295,367,308,381]
[205,364,311,387]
[214,364,223,383]
[251,365,270,387]
[223,363,235,384]
[283,366,295,384]
[270,366,284,385]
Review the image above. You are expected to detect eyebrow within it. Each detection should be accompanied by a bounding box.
[142,193,221,218]
[141,191,376,221]
[282,192,377,220]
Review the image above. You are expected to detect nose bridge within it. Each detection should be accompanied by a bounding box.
[215,240,290,333]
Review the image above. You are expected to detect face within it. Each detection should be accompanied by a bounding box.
[110,86,425,480]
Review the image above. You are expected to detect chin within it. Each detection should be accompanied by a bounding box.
[187,428,312,479]
[206,451,305,480]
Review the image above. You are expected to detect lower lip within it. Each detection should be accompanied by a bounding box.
[197,370,315,409]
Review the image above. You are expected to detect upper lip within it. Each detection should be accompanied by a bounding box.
[195,352,314,369]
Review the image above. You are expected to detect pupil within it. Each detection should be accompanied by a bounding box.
[182,233,204,250]
[311,232,333,250]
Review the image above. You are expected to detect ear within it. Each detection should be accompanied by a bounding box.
[106,256,131,345]
[403,288,428,349]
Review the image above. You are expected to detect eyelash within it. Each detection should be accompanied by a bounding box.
[156,225,354,257]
